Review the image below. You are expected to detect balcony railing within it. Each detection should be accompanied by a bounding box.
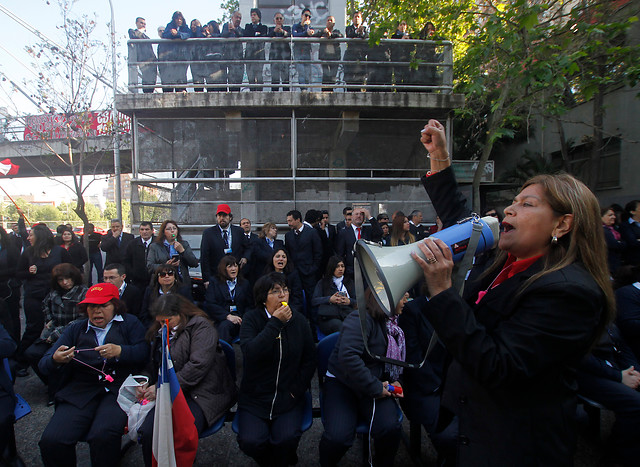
[126,37,453,93]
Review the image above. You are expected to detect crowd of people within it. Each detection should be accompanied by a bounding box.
[128,10,444,93]
[0,121,639,466]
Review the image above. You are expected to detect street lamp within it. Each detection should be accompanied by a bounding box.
[108,0,122,222]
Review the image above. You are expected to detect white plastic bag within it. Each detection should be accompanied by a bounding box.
[117,374,156,441]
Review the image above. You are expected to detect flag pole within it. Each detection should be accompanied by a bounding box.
[0,185,32,226]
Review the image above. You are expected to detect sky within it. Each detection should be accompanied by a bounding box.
[0,0,225,201]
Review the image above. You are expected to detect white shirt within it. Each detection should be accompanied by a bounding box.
[86,315,124,346]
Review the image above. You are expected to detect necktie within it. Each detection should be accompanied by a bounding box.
[223,230,229,248]
[295,229,300,236]
[356,227,361,240]
[144,241,149,261]
[117,235,121,246]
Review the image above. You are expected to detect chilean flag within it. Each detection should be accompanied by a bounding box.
[152,325,198,467]
[0,159,19,176]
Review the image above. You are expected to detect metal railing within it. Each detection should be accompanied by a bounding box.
[126,37,453,93]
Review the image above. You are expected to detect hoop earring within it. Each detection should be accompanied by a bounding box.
[551,235,558,245]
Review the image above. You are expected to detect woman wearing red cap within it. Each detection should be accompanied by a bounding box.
[38,282,148,467]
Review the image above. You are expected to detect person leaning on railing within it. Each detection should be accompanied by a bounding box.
[314,16,343,92]
[268,12,292,91]
[244,8,268,91]
[128,17,157,93]
[221,11,244,92]
[159,11,193,92]
[343,11,368,89]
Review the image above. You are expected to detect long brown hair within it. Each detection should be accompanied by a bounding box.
[390,214,415,246]
[145,293,211,341]
[485,173,615,324]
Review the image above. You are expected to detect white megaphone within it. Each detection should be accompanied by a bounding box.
[355,215,500,316]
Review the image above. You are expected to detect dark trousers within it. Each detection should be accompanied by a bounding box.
[0,394,14,458]
[319,378,401,467]
[140,62,157,93]
[225,64,244,91]
[25,340,64,400]
[317,317,343,336]
[39,391,127,467]
[236,402,304,467]
[271,63,289,91]
[578,372,640,465]
[1,289,21,343]
[139,394,206,467]
[216,320,240,343]
[89,250,103,285]
[246,62,264,89]
[321,62,339,91]
[17,296,44,363]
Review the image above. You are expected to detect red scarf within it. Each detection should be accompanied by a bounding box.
[476,253,542,304]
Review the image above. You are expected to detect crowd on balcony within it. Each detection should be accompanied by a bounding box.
[127,10,447,93]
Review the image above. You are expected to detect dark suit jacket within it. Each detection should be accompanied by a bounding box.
[620,220,640,265]
[100,231,135,266]
[124,236,154,289]
[252,237,285,279]
[315,225,335,275]
[121,283,144,325]
[409,222,429,241]
[421,166,605,465]
[203,278,253,323]
[284,225,322,281]
[335,221,383,277]
[200,225,250,283]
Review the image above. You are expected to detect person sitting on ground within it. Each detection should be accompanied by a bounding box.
[137,294,237,467]
[140,265,193,325]
[204,255,253,343]
[38,283,147,467]
[25,263,87,405]
[319,289,404,466]
[237,273,315,466]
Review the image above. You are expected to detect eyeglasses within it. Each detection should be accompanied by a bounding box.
[268,287,289,296]
[304,14,311,18]
[159,271,175,277]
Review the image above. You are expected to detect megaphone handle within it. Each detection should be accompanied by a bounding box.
[453,219,484,295]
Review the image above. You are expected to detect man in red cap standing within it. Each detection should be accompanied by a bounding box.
[199,203,251,286]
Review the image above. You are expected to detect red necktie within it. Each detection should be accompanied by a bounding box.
[356,227,361,240]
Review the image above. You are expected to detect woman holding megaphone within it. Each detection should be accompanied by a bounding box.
[412,119,613,465]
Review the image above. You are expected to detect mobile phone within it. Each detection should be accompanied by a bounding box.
[171,254,180,261]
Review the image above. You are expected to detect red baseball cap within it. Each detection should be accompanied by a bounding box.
[216,203,231,215]
[79,283,120,305]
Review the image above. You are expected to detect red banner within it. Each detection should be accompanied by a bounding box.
[23,111,131,141]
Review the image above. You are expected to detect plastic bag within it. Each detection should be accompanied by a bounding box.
[117,374,156,441]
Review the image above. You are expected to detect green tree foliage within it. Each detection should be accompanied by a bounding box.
[218,0,240,23]
[355,0,640,207]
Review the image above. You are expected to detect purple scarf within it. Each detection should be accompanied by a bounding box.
[385,315,406,382]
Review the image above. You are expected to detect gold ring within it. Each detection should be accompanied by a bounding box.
[427,257,438,264]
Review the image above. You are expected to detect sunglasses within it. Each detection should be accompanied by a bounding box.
[304,14,311,18]
[159,271,175,277]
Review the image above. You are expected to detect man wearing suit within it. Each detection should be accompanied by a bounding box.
[285,210,322,321]
[240,218,260,285]
[243,8,268,90]
[336,207,383,278]
[221,11,244,91]
[100,219,135,266]
[336,206,352,232]
[103,263,144,325]
[316,210,336,274]
[409,210,428,241]
[621,200,640,266]
[200,203,250,285]
[124,221,155,291]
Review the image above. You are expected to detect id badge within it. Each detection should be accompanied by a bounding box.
[230,305,237,313]
[224,248,232,254]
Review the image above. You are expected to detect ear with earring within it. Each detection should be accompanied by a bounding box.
[551,234,558,245]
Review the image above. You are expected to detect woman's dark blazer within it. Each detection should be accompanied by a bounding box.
[311,277,358,320]
[253,238,285,281]
[203,278,253,323]
[39,314,148,406]
[602,226,626,274]
[326,311,388,398]
[66,242,88,272]
[420,167,605,465]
